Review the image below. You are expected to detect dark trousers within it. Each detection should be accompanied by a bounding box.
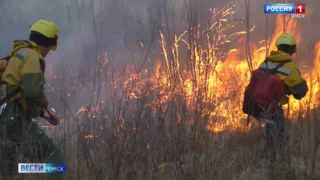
[0,103,64,180]
[264,107,288,151]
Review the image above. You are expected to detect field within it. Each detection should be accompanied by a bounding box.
[1,0,320,180]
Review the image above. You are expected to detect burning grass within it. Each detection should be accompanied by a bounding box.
[4,3,320,180]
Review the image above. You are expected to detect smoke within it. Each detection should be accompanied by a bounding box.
[1,0,320,115]
[46,25,96,74]
[233,0,320,69]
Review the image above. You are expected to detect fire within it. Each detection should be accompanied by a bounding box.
[211,15,317,132]
[147,13,319,133]
[45,5,319,135]
[74,107,87,117]
[207,14,318,132]
[291,41,320,113]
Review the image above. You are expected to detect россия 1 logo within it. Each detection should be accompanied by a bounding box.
[264,3,305,18]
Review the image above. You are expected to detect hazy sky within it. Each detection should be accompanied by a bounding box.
[0,0,318,72]
[0,0,318,115]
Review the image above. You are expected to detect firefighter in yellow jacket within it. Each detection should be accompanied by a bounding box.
[0,20,63,179]
[258,33,308,149]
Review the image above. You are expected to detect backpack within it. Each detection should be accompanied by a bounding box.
[242,59,290,119]
[0,56,10,77]
[0,56,11,102]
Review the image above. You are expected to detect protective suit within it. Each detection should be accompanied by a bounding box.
[0,40,63,179]
[252,33,309,156]
[258,50,308,104]
[2,40,48,114]
[258,49,307,145]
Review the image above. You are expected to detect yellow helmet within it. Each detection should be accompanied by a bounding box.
[30,19,59,51]
[275,33,296,46]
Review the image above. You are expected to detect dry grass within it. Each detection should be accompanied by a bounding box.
[4,93,319,180]
[12,113,320,180]
[69,109,320,180]
[1,1,320,180]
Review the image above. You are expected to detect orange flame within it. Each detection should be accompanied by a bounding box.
[153,14,319,133]
[45,5,319,135]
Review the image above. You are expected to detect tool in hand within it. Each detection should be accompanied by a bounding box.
[42,109,60,125]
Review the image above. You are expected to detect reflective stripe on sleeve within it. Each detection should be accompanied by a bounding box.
[259,63,291,75]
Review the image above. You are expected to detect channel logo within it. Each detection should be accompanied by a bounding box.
[264,3,305,14]
[18,163,66,173]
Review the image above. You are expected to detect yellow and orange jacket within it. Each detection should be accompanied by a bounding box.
[258,50,308,104]
[1,40,48,117]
